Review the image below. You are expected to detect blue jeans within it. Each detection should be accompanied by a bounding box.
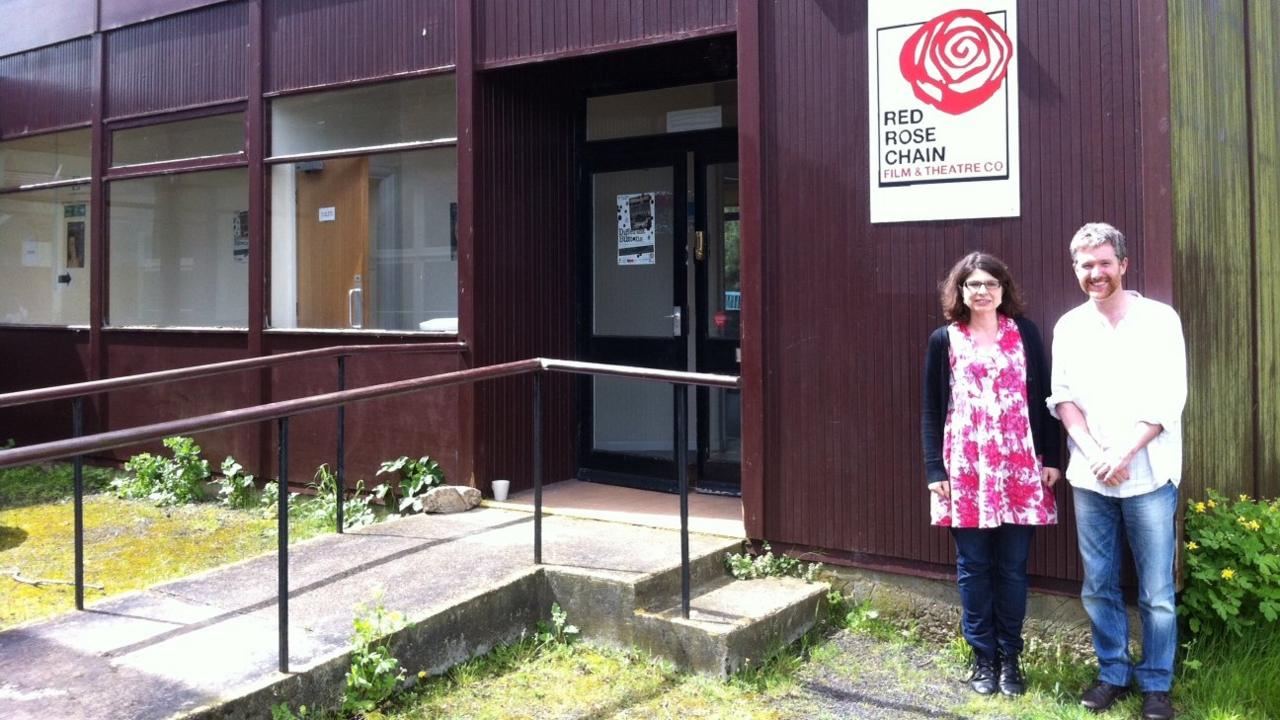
[1073,483,1178,692]
[950,524,1035,662]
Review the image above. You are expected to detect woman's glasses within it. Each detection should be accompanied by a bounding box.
[963,279,1002,292]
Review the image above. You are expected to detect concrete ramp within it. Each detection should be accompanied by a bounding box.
[0,506,826,719]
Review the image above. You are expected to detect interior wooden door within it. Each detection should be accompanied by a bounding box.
[295,156,369,328]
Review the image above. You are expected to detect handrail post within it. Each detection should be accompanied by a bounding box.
[533,372,543,565]
[277,416,290,673]
[336,356,345,534]
[72,397,85,611]
[675,383,690,619]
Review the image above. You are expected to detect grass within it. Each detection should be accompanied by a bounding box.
[0,462,339,629]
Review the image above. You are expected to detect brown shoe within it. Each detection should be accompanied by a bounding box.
[1080,680,1130,712]
[1141,691,1174,720]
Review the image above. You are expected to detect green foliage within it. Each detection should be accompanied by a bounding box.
[1182,490,1280,636]
[300,464,378,530]
[725,541,822,582]
[113,436,210,506]
[376,455,444,513]
[534,602,580,647]
[0,462,115,507]
[216,457,256,509]
[342,599,407,716]
[269,703,307,720]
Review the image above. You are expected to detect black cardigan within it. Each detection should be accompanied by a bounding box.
[921,315,1062,486]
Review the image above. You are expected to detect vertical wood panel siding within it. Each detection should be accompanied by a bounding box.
[472,65,576,491]
[0,38,93,137]
[756,0,1153,581]
[105,1,250,119]
[0,0,94,57]
[0,329,91,445]
[1250,2,1280,499]
[1169,1,1255,504]
[476,0,734,66]
[266,0,455,94]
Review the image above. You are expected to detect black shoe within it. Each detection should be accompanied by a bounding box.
[1141,691,1174,720]
[968,656,999,695]
[998,653,1025,696]
[1080,680,1130,712]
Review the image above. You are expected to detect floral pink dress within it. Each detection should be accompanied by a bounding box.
[931,316,1057,528]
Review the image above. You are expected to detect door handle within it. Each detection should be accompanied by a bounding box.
[665,306,682,336]
[348,287,363,329]
[694,230,705,261]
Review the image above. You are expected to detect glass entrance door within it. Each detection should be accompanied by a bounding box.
[579,132,740,493]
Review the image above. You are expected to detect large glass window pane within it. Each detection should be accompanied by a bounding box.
[270,75,456,157]
[270,148,457,331]
[108,169,249,327]
[111,113,245,167]
[0,185,92,325]
[0,129,92,189]
[586,81,737,141]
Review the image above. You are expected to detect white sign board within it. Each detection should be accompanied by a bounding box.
[318,207,336,222]
[868,0,1020,223]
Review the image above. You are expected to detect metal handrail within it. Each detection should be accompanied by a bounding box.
[0,358,740,672]
[0,341,467,410]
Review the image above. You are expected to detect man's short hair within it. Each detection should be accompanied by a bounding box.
[1069,222,1128,262]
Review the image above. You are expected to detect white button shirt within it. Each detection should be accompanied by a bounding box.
[1047,292,1187,497]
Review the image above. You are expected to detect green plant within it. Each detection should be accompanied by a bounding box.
[342,598,407,716]
[535,602,580,647]
[1181,490,1280,636]
[259,479,297,518]
[216,457,256,509]
[725,542,822,582]
[112,436,210,506]
[302,464,378,530]
[377,455,444,513]
[269,703,307,720]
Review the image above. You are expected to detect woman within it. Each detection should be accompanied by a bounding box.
[921,252,1062,697]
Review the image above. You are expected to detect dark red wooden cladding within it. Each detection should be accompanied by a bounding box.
[0,328,91,445]
[471,63,577,491]
[266,0,455,94]
[99,0,230,30]
[476,0,734,67]
[0,0,94,58]
[0,37,93,137]
[104,1,250,120]
[752,0,1153,583]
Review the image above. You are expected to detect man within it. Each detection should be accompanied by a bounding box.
[1047,222,1186,720]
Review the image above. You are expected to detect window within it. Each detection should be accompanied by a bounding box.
[268,76,458,332]
[270,75,456,157]
[108,169,249,328]
[0,186,92,325]
[0,129,92,189]
[111,113,245,168]
[586,81,738,141]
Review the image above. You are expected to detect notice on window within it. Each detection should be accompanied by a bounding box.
[616,192,657,265]
[22,240,51,267]
[868,0,1020,223]
[232,210,249,263]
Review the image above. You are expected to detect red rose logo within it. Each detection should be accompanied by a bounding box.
[899,9,1013,115]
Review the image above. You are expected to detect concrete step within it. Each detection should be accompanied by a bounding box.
[632,576,829,678]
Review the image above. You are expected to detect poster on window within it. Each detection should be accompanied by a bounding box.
[616,192,657,265]
[232,210,249,262]
[868,0,1020,223]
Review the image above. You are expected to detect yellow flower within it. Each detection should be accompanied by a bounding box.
[418,670,427,680]
[1248,520,1261,532]
[1221,568,1236,581]
[1240,494,1251,502]
[1207,499,1217,509]
[1186,541,1199,551]
[1238,516,1248,525]
[1194,502,1207,514]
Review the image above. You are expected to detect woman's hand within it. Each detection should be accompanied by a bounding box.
[1041,467,1062,487]
[928,481,951,500]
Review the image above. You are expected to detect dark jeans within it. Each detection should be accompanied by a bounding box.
[950,524,1036,662]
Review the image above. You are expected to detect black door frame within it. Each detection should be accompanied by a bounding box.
[575,129,738,492]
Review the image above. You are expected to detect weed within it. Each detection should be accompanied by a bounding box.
[269,703,308,720]
[535,602,580,648]
[113,436,210,506]
[1182,490,1280,636]
[725,541,822,582]
[0,462,115,507]
[376,455,444,513]
[342,598,407,716]
[216,457,256,509]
